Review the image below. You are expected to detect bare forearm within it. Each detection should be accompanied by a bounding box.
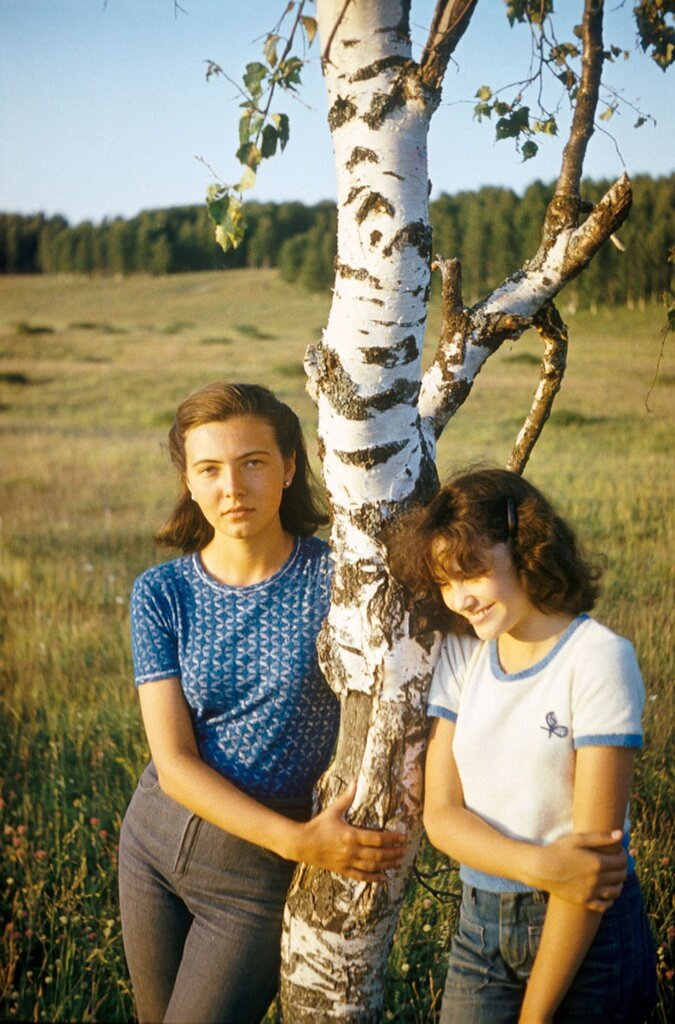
[425,804,625,906]
[157,751,303,858]
[425,803,542,886]
[519,896,602,1022]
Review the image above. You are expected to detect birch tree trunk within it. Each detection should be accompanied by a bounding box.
[280,4,442,1019]
[279,1,632,1019]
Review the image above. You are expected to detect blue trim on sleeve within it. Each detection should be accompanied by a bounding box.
[427,704,457,722]
[574,733,643,749]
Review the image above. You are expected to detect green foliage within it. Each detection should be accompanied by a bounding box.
[204,2,317,253]
[634,0,675,70]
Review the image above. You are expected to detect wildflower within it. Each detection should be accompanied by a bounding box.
[34,849,47,861]
[99,829,108,841]
[3,824,13,836]
[422,898,432,909]
[89,817,101,828]
[668,926,675,940]
[16,825,27,836]
[661,857,670,867]
[24,929,33,940]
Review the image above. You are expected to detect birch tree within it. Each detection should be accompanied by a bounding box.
[208,1,672,1018]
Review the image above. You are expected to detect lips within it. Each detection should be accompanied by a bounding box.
[467,604,494,625]
[223,507,254,516]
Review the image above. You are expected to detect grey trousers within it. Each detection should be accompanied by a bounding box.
[118,762,310,1024]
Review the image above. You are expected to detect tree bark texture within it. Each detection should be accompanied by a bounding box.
[279,1,632,1019]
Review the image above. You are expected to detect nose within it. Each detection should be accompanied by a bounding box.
[220,465,245,497]
[442,581,474,614]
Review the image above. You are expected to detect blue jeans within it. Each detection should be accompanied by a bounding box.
[439,873,657,1024]
[118,763,310,1024]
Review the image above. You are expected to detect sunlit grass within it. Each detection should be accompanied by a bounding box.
[0,271,672,1021]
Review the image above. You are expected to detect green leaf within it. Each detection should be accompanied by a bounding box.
[261,124,279,159]
[209,193,246,253]
[277,57,303,91]
[300,16,318,46]
[243,62,267,101]
[264,34,279,68]
[599,104,616,122]
[495,105,530,140]
[521,140,538,160]
[272,112,290,149]
[236,141,262,169]
[476,85,492,101]
[237,166,257,192]
[473,101,492,121]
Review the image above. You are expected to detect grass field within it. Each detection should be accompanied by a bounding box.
[0,270,673,1022]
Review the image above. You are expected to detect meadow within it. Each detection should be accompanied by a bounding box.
[0,269,672,1022]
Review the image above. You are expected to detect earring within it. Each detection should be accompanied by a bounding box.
[283,480,291,488]
[190,492,196,501]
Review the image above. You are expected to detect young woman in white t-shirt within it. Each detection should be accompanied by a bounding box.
[390,468,656,1024]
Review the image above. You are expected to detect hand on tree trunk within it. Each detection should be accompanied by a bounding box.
[289,780,407,882]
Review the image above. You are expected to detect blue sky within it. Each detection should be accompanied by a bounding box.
[1,0,673,225]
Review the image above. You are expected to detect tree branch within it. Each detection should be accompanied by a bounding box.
[506,302,568,475]
[419,0,480,90]
[543,0,605,241]
[418,171,631,441]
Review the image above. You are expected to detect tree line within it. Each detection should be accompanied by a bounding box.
[0,174,671,310]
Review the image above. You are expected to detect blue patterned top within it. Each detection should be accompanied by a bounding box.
[130,535,338,799]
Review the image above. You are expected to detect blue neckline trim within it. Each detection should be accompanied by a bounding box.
[490,613,589,681]
[192,536,300,592]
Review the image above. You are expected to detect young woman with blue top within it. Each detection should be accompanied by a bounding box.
[118,382,406,1024]
[390,469,656,1024]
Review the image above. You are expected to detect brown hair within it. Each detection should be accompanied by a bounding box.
[155,382,328,552]
[388,467,602,632]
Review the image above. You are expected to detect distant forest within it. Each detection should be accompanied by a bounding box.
[1,174,671,309]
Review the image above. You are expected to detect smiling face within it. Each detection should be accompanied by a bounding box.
[184,415,295,547]
[432,540,540,642]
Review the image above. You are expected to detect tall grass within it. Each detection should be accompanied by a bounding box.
[0,272,672,1021]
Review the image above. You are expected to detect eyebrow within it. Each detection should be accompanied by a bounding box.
[191,449,273,466]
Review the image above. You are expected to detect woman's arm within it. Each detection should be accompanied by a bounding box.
[424,718,627,908]
[138,677,406,882]
[518,745,635,1023]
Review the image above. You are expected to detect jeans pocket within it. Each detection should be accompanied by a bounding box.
[446,909,490,995]
[137,761,160,793]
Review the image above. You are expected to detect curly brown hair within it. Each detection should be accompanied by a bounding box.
[387,468,602,633]
[155,382,328,553]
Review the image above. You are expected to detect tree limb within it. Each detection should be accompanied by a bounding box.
[419,0,480,90]
[542,0,605,242]
[506,302,569,475]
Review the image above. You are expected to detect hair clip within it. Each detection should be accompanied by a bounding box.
[506,497,517,537]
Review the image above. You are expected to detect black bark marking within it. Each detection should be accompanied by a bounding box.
[360,335,418,367]
[382,220,432,261]
[363,90,404,130]
[350,54,409,83]
[346,146,380,171]
[345,185,366,206]
[356,192,395,224]
[383,170,404,180]
[336,262,383,289]
[311,341,419,419]
[370,230,383,246]
[328,95,357,130]
[334,439,408,469]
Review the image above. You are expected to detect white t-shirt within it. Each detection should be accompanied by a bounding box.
[427,614,644,891]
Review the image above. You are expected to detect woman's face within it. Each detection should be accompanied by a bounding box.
[432,541,538,641]
[184,415,295,545]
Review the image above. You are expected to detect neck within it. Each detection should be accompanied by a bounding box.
[200,526,295,587]
[498,611,576,673]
